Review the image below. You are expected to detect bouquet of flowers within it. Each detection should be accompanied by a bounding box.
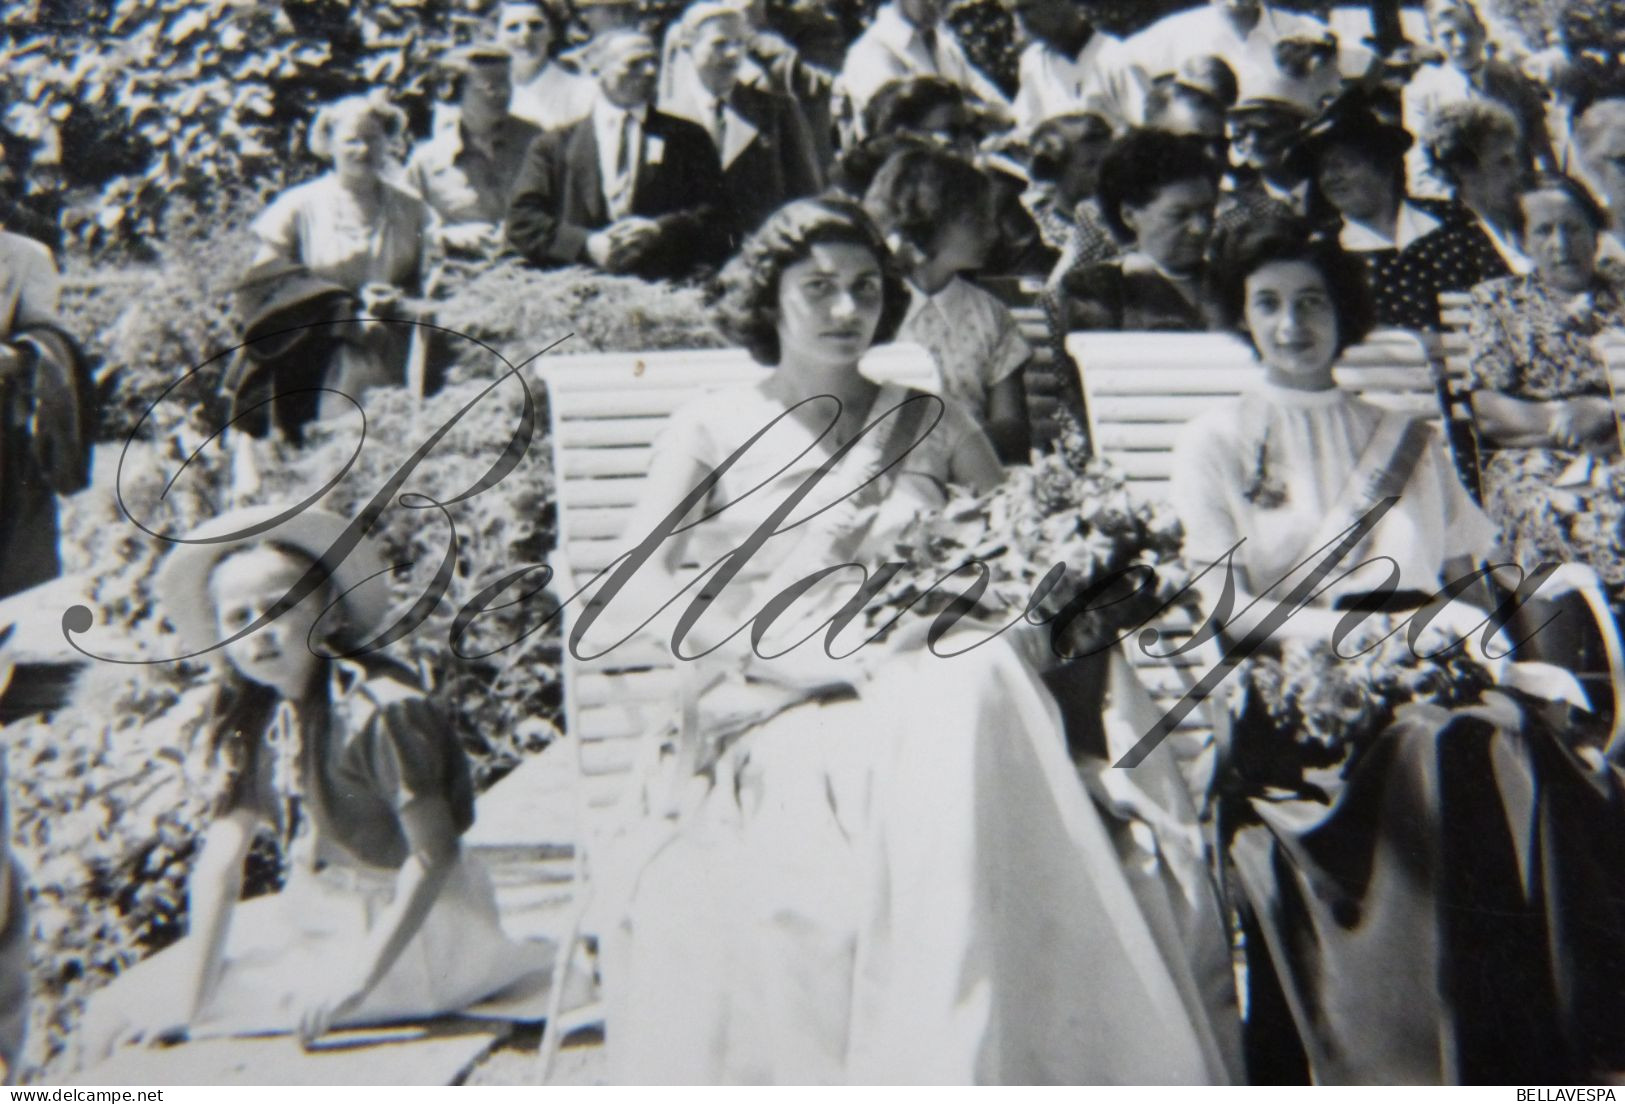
[862,422,1196,657]
[1237,620,1496,782]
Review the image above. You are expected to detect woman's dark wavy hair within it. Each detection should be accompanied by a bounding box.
[1095,128,1222,242]
[862,76,969,140]
[862,145,991,257]
[708,197,911,366]
[1209,215,1378,356]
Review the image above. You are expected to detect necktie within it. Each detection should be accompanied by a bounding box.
[616,110,634,179]
[918,26,938,66]
[713,97,728,156]
[610,111,636,217]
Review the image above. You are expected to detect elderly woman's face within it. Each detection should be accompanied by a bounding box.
[330,110,388,180]
[1521,188,1599,294]
[498,3,553,61]
[1455,130,1523,220]
[1121,177,1215,275]
[1244,260,1340,388]
[1316,143,1395,222]
[775,242,886,368]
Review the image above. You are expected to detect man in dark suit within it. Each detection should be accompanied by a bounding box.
[663,2,823,249]
[506,29,729,280]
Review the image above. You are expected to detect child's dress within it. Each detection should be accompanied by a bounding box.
[897,276,1031,433]
[82,663,542,1048]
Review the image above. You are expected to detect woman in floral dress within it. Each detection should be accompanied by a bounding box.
[1466,173,1625,611]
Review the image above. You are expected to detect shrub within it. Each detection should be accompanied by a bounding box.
[60,192,259,445]
[431,260,726,377]
[1,0,464,257]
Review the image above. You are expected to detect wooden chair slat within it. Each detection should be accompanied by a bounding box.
[557,420,671,448]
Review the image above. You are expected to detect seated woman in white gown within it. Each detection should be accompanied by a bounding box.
[590,197,1241,1084]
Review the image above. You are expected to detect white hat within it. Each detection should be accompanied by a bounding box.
[1229,61,1332,118]
[154,504,393,654]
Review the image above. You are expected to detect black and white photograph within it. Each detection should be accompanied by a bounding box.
[1,0,1625,1087]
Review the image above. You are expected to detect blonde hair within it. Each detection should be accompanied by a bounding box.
[307,92,408,162]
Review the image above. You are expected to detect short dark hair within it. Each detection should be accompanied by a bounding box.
[1422,99,1522,192]
[1210,215,1377,355]
[708,198,911,366]
[1095,128,1222,241]
[863,76,970,139]
[861,146,992,255]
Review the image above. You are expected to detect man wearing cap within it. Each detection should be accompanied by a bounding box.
[406,44,545,259]
[835,0,1010,124]
[497,0,597,130]
[1144,55,1238,146]
[507,29,728,279]
[1003,0,1136,132]
[662,3,822,248]
[1215,64,1318,235]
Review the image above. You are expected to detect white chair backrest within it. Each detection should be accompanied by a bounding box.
[536,342,938,810]
[1065,329,1434,495]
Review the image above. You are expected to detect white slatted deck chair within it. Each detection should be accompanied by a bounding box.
[1063,329,1437,765]
[1436,290,1625,757]
[532,342,938,1073]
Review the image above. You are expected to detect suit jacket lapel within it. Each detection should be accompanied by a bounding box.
[566,121,608,225]
[721,93,760,170]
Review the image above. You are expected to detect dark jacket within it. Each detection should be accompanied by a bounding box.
[714,82,824,250]
[1051,257,1222,333]
[505,107,729,280]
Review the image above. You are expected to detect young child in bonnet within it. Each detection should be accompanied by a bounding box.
[83,505,543,1057]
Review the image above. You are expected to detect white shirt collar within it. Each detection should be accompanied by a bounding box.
[1338,201,1440,252]
[873,3,937,59]
[592,94,647,128]
[1476,213,1532,275]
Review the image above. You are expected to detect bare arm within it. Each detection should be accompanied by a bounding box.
[983,370,1030,465]
[1471,391,1617,450]
[180,807,258,1026]
[298,795,460,1045]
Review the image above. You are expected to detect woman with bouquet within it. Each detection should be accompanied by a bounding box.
[1170,216,1625,1083]
[595,197,1240,1084]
